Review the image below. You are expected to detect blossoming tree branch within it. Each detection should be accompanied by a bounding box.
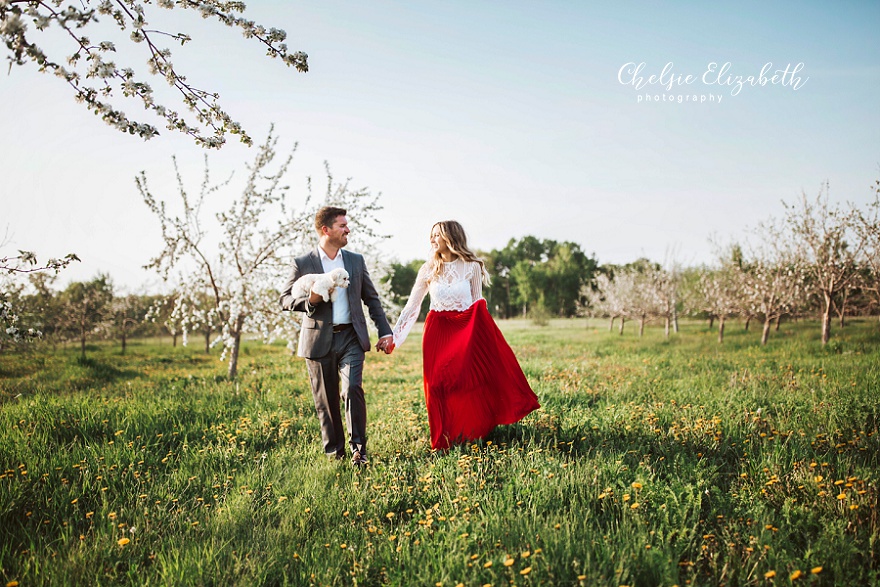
[0,0,308,147]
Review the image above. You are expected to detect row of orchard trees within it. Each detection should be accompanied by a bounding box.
[1,272,161,358]
[1,130,392,380]
[586,183,880,345]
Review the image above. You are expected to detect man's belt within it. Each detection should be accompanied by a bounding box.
[332,323,352,333]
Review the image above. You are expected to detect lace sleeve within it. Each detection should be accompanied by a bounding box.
[392,263,431,348]
[470,261,483,304]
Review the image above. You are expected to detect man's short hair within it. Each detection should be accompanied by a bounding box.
[315,206,347,233]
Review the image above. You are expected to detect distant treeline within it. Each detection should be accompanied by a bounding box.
[3,184,879,356]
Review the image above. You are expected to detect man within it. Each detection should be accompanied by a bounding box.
[280,206,394,467]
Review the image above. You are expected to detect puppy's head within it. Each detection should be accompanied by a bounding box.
[332,267,350,288]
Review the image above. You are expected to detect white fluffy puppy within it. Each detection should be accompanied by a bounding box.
[292,267,350,303]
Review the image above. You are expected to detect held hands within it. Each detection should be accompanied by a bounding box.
[375,335,395,355]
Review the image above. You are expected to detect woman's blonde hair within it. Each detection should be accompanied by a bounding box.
[430,220,490,285]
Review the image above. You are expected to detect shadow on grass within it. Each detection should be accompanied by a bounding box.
[74,355,141,384]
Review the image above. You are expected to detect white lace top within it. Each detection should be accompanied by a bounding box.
[392,258,484,347]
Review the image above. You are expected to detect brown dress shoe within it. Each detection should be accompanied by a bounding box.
[351,451,369,467]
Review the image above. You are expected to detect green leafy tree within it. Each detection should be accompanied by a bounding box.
[384,259,429,323]
[484,237,597,318]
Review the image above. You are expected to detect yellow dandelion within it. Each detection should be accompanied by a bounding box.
[622,494,631,502]
[790,570,802,580]
[7,581,20,587]
[577,575,586,581]
[630,503,640,510]
[632,482,643,489]
[483,561,493,568]
[386,512,395,519]
[811,566,822,574]
[554,523,561,529]
[117,537,130,546]
[521,551,531,558]
[598,493,607,500]
[849,504,859,510]
[71,498,78,504]
[520,567,532,576]
[503,557,515,567]
[764,570,776,578]
[340,543,347,549]
[836,493,847,500]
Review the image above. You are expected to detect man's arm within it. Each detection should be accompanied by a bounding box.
[358,257,392,338]
[279,258,323,314]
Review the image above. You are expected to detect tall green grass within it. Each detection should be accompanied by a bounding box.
[1,319,878,586]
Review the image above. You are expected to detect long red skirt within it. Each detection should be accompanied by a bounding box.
[422,298,540,450]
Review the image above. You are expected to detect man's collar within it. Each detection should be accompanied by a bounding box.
[318,246,342,263]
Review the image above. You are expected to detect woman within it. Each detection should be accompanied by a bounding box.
[389,220,540,450]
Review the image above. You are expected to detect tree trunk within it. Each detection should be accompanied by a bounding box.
[173,332,178,347]
[761,318,771,345]
[619,317,625,335]
[708,316,714,329]
[774,315,781,332]
[835,289,849,328]
[664,317,670,338]
[821,293,832,345]
[638,317,645,337]
[121,328,127,355]
[609,316,615,332]
[227,315,245,379]
[718,315,725,344]
[80,332,87,360]
[205,329,211,353]
[744,315,751,331]
[672,307,679,333]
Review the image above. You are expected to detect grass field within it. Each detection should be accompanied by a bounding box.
[1,318,879,586]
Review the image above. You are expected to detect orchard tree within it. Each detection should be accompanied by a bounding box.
[109,292,150,353]
[782,184,863,344]
[59,273,114,360]
[647,263,679,339]
[138,127,388,379]
[744,217,808,345]
[853,179,880,325]
[0,1,308,147]
[1,237,79,351]
[583,271,628,333]
[145,289,184,346]
[687,244,747,343]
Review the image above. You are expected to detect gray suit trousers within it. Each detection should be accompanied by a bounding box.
[305,328,367,457]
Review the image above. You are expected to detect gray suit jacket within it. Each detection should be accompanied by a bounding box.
[279,248,392,359]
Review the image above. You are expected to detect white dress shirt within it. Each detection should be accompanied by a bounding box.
[319,247,351,325]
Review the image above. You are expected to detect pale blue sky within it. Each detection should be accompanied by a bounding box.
[2,1,878,290]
